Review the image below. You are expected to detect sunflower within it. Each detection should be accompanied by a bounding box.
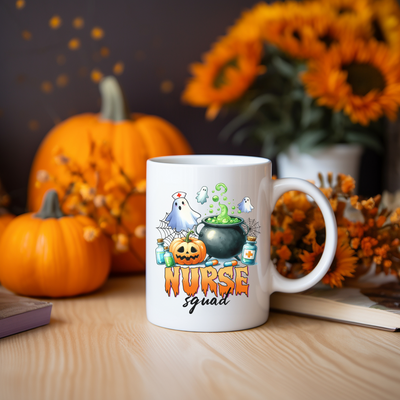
[302,39,400,125]
[315,0,372,23]
[263,1,364,60]
[182,35,264,120]
[368,0,400,49]
[228,2,272,42]
[300,239,358,288]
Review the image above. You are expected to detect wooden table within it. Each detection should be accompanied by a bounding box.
[1,276,399,400]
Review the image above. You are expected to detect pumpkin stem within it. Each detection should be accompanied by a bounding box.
[99,76,131,122]
[35,190,64,219]
[185,230,194,243]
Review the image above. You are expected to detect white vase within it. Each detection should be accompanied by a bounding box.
[277,144,363,185]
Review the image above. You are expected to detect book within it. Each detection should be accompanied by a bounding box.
[270,268,400,331]
[0,286,52,339]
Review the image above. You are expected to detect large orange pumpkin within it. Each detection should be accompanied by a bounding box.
[28,76,192,273]
[0,190,111,298]
[170,231,207,265]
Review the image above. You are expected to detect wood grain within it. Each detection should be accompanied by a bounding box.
[1,276,400,400]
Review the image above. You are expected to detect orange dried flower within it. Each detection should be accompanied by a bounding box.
[341,175,356,194]
[134,225,146,239]
[351,237,360,250]
[376,215,386,228]
[300,241,323,273]
[361,237,379,257]
[282,216,293,230]
[271,231,283,246]
[282,228,294,245]
[114,233,129,252]
[276,245,292,261]
[361,198,375,210]
[83,226,100,242]
[329,197,338,212]
[390,208,400,223]
[272,172,400,285]
[384,260,392,268]
[373,255,382,265]
[303,224,316,245]
[292,209,306,222]
[350,195,359,207]
[321,187,333,198]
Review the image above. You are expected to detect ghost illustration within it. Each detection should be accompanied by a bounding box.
[196,186,209,204]
[166,192,201,232]
[238,197,254,213]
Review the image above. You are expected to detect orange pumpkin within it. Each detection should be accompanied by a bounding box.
[0,190,111,298]
[28,76,192,273]
[170,231,207,265]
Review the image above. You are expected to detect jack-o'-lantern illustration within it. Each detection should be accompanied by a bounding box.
[169,231,206,265]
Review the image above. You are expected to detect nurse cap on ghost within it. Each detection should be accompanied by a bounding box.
[165,192,201,232]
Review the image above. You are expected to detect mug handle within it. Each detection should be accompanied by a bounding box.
[269,178,337,293]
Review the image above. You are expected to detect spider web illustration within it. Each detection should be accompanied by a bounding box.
[244,218,261,238]
[156,213,199,247]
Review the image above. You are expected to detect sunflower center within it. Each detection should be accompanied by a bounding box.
[292,29,301,41]
[213,58,238,88]
[338,7,355,15]
[372,19,386,43]
[318,34,337,48]
[342,63,386,96]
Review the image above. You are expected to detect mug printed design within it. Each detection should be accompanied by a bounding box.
[155,182,261,314]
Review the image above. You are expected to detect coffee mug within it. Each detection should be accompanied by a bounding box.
[146,155,337,332]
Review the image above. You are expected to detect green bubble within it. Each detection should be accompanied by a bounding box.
[210,204,213,208]
[223,196,227,201]
[212,190,215,193]
[228,202,230,204]
[212,195,219,202]
[217,208,220,211]
[238,210,241,214]
[231,206,235,210]
[231,211,234,214]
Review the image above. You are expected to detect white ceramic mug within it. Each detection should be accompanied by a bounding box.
[146,155,337,332]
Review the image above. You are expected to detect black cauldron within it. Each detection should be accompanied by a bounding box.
[195,216,249,259]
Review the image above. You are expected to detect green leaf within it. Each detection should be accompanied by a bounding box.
[272,55,295,79]
[231,126,255,146]
[296,129,328,152]
[301,106,324,130]
[219,94,279,141]
[344,131,383,153]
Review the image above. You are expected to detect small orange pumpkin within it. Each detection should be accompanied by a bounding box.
[0,190,111,298]
[170,231,207,265]
[28,76,192,273]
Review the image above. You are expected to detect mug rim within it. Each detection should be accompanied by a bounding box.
[148,154,271,167]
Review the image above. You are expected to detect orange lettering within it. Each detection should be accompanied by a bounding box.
[200,266,218,296]
[217,266,235,297]
[181,267,200,297]
[235,266,249,296]
[165,266,181,297]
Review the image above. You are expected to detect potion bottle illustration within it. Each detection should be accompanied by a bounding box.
[241,236,257,265]
[164,246,176,267]
[156,239,165,265]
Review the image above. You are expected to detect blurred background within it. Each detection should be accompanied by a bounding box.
[0,0,396,213]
